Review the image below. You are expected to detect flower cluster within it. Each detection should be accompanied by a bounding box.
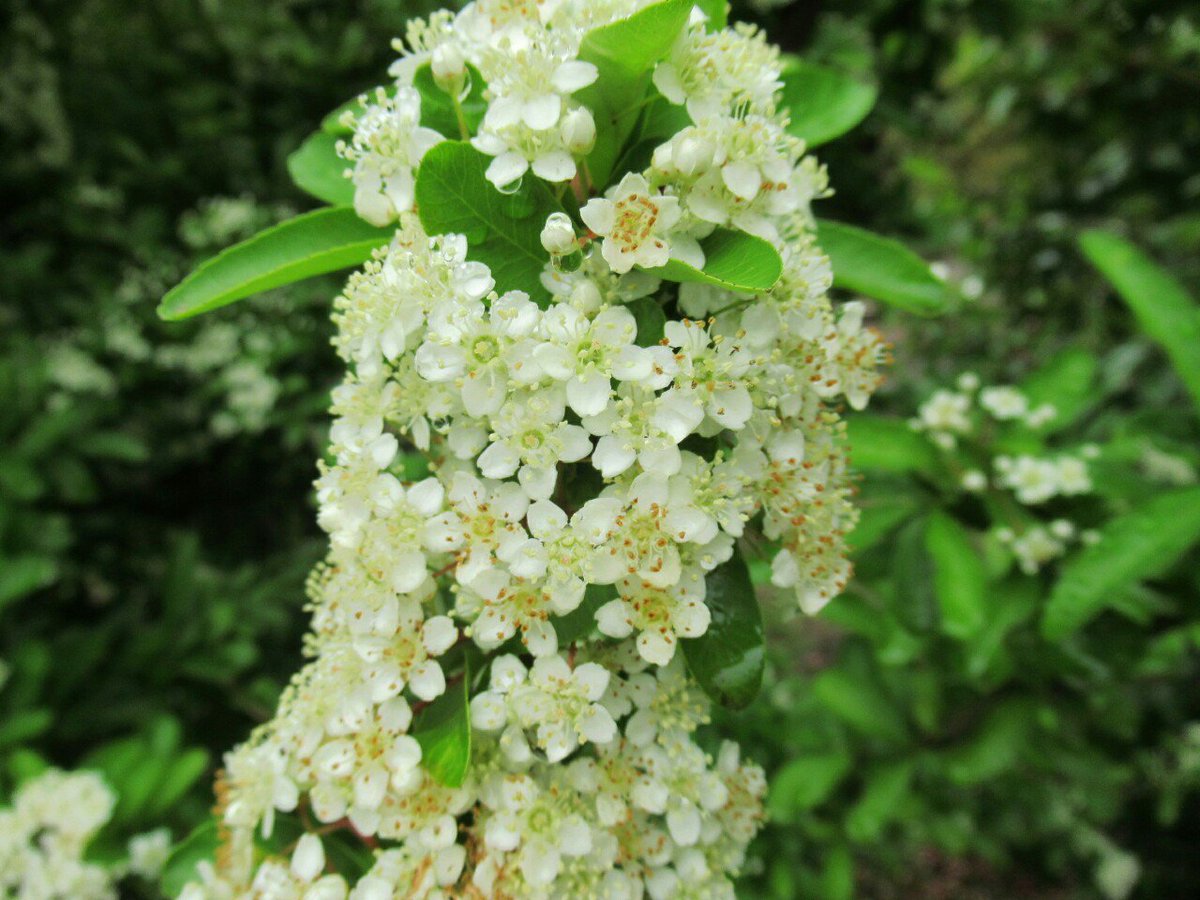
[187,2,885,896]
[914,375,1099,573]
[0,768,169,899]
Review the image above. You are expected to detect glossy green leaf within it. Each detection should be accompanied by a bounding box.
[160,820,220,898]
[767,752,852,822]
[925,512,987,640]
[575,0,692,187]
[554,584,615,647]
[1042,486,1200,640]
[654,228,783,293]
[413,668,472,788]
[1080,229,1200,411]
[817,219,951,316]
[415,141,559,305]
[681,550,764,709]
[287,131,353,206]
[413,62,487,139]
[158,208,392,320]
[846,415,938,474]
[780,56,878,147]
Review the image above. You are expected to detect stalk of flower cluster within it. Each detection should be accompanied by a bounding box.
[184,3,886,897]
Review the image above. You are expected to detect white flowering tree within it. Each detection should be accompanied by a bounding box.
[156,1,949,896]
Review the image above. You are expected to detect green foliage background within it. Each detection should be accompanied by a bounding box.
[1,0,1198,897]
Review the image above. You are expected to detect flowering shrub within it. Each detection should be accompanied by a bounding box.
[150,1,946,896]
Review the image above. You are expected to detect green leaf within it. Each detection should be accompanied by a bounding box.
[1018,346,1100,433]
[812,666,909,743]
[846,416,938,474]
[160,820,220,898]
[848,490,924,554]
[0,555,57,610]
[415,141,559,306]
[942,699,1036,785]
[554,584,615,647]
[925,512,987,641]
[653,228,783,293]
[780,56,878,147]
[681,550,764,709]
[158,208,393,320]
[143,748,211,821]
[817,219,951,316]
[1080,230,1200,411]
[574,0,692,187]
[413,668,472,788]
[0,708,53,748]
[767,751,852,822]
[1042,486,1200,640]
[287,132,353,206]
[413,62,487,139]
[846,759,916,842]
[819,844,856,900]
[626,297,667,347]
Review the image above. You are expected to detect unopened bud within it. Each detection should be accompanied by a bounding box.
[540,212,578,256]
[560,108,596,155]
[431,44,466,94]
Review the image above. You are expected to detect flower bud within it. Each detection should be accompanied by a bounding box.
[560,107,596,155]
[431,44,466,95]
[540,212,578,256]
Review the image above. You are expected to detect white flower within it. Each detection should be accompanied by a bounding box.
[476,386,593,500]
[581,173,683,274]
[979,385,1029,420]
[340,87,443,226]
[534,303,652,416]
[415,290,543,417]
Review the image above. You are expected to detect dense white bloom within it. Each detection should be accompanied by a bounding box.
[192,2,882,896]
[0,769,120,900]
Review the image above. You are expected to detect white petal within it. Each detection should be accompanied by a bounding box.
[478,440,521,479]
[596,599,634,638]
[572,662,611,700]
[485,151,530,189]
[532,150,576,183]
[409,662,446,701]
[580,198,616,236]
[291,834,325,883]
[637,629,676,666]
[567,371,612,418]
[578,704,617,744]
[422,616,458,655]
[552,60,599,93]
[522,94,561,130]
[722,161,762,200]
